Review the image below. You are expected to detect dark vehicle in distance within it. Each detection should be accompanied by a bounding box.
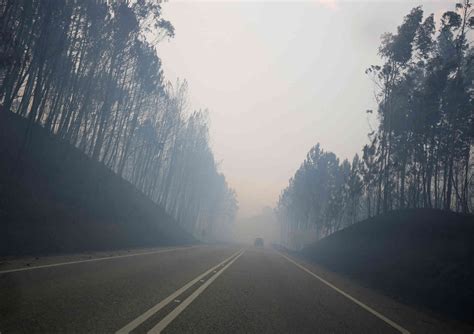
[254,237,264,247]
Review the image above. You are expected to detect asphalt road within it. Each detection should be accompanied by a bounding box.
[0,245,470,333]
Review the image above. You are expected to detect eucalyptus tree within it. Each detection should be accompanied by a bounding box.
[0,0,237,240]
[277,2,473,248]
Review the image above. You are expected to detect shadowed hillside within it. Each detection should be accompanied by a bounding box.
[0,110,195,255]
[299,209,474,324]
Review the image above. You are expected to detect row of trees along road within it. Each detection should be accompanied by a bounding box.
[0,0,237,241]
[277,1,474,249]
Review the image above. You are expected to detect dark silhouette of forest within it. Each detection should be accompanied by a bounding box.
[1,0,473,259]
[0,110,194,254]
[277,2,474,248]
[0,0,237,252]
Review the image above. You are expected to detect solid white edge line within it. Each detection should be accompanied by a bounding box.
[147,249,246,334]
[115,248,244,334]
[0,245,200,275]
[275,250,410,334]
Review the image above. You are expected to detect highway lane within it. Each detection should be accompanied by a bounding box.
[0,245,470,333]
[0,245,239,333]
[161,248,401,334]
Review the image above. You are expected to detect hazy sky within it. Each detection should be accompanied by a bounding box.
[158,0,452,218]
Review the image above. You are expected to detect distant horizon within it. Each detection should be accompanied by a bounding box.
[159,0,454,218]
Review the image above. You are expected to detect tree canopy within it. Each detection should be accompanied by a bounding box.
[0,0,237,240]
[277,1,474,249]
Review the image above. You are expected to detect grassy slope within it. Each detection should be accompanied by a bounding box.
[0,110,194,255]
[300,209,474,324]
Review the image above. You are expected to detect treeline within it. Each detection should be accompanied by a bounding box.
[277,1,473,248]
[0,0,237,240]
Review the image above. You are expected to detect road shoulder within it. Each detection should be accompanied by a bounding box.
[0,244,201,273]
[278,248,473,334]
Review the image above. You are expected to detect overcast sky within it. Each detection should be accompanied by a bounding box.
[158,0,453,218]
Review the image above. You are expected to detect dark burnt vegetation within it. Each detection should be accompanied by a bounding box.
[0,0,237,254]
